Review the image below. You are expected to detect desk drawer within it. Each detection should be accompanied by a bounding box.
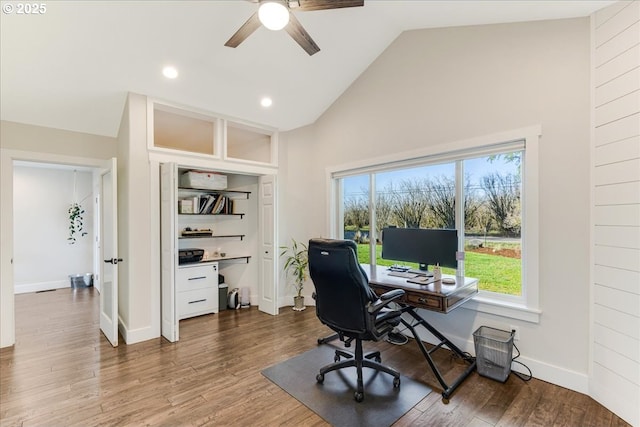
[177,263,217,292]
[178,288,217,319]
[406,292,443,311]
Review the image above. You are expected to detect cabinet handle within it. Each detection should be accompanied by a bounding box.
[188,276,207,281]
[188,299,206,304]
[418,298,428,304]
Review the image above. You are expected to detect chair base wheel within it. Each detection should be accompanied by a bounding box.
[316,373,324,383]
[393,377,401,388]
[354,391,364,402]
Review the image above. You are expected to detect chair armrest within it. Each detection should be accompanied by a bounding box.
[368,289,405,314]
[380,289,404,301]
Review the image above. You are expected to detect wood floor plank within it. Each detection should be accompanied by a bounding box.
[0,288,630,427]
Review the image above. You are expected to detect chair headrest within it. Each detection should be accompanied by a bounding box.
[308,238,357,253]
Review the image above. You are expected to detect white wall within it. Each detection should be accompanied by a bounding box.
[282,18,593,391]
[590,2,640,426]
[13,165,93,293]
[117,93,158,344]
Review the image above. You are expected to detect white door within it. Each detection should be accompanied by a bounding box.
[160,163,178,342]
[100,158,119,347]
[259,175,278,315]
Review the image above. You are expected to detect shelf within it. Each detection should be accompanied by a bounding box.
[178,213,245,219]
[178,187,251,199]
[179,234,245,240]
[195,255,251,264]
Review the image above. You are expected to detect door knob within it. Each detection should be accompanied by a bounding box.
[104,258,123,265]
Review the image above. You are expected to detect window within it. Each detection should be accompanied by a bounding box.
[329,127,541,322]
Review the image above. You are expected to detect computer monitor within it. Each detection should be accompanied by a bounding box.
[381,227,458,271]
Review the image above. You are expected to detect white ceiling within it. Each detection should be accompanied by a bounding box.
[0,0,615,138]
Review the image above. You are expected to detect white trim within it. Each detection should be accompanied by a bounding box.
[462,295,542,323]
[326,125,542,322]
[407,322,587,393]
[117,315,156,345]
[327,125,539,178]
[14,280,70,294]
[148,151,277,176]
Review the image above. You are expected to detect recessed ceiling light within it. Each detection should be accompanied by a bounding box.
[261,97,273,108]
[162,66,178,79]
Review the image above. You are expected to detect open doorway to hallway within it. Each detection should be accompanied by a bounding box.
[13,161,96,294]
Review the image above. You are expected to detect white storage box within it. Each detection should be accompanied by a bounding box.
[178,199,194,214]
[180,171,227,190]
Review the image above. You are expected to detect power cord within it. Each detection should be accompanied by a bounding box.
[511,342,532,381]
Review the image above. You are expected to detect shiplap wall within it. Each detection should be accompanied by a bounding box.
[591,2,640,426]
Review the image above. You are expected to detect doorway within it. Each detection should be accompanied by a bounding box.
[13,162,96,294]
[0,149,117,348]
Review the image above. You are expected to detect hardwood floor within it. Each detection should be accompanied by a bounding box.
[0,288,629,427]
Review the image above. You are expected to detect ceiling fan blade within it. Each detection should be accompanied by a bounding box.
[285,12,320,56]
[225,12,261,48]
[288,0,364,12]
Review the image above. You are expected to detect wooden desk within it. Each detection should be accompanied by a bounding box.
[365,265,478,313]
[361,264,478,402]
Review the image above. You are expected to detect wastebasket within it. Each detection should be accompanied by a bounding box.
[473,326,514,382]
[218,283,228,311]
[69,273,93,288]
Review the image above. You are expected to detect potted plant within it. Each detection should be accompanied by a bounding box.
[280,238,308,311]
[68,202,88,244]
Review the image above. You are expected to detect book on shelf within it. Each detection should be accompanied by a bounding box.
[201,194,218,214]
[223,198,233,214]
[212,195,226,214]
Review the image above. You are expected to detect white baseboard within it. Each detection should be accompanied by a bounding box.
[117,316,157,345]
[403,327,589,394]
[14,280,69,294]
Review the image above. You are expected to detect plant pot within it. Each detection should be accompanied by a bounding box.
[293,295,306,311]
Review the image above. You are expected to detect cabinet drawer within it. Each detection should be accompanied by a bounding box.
[178,288,217,319]
[177,263,217,292]
[405,292,443,311]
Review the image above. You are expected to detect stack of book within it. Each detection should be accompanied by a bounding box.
[178,195,234,214]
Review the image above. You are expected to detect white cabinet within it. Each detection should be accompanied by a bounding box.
[177,262,218,319]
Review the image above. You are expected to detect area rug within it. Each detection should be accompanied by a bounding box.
[262,344,431,427]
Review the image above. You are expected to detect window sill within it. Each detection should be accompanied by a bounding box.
[461,295,541,324]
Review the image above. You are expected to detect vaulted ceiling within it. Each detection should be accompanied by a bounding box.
[0,1,614,137]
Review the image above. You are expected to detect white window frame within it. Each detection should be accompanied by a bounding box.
[326,126,542,323]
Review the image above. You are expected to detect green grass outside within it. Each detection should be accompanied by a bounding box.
[356,244,521,295]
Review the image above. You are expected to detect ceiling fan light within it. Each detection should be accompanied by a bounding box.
[258,2,289,31]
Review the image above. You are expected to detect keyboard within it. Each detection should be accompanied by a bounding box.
[387,271,419,278]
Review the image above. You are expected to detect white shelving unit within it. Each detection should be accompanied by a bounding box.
[161,163,255,342]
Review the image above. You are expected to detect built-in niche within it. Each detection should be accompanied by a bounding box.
[150,100,277,167]
[226,122,274,165]
[153,105,217,156]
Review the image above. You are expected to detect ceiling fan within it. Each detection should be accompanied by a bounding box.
[225,0,364,56]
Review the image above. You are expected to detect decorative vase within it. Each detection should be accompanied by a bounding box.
[293,295,306,311]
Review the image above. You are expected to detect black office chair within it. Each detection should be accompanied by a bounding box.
[308,238,405,402]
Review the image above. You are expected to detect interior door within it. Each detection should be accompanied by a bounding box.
[160,163,178,342]
[258,174,278,315]
[99,158,119,347]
